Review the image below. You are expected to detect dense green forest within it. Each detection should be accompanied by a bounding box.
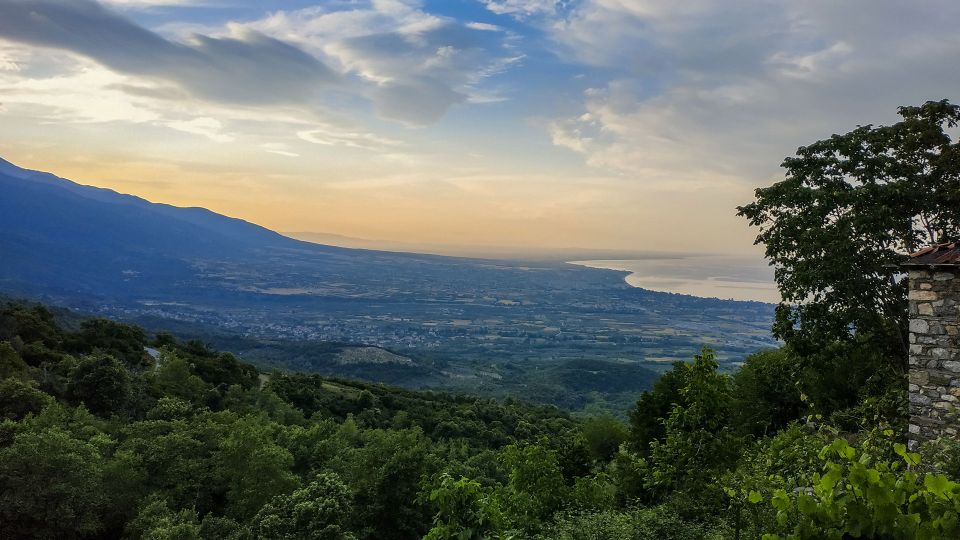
[1,298,958,540]
[3,101,960,539]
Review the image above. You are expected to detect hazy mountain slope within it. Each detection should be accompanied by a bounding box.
[0,157,776,406]
[0,158,449,297]
[0,171,202,296]
[0,157,623,300]
[0,157,296,249]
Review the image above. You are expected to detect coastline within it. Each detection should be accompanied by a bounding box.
[570,256,780,303]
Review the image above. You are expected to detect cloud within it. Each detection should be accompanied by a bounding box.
[0,0,524,129]
[102,0,203,6]
[0,58,162,123]
[165,117,233,142]
[0,57,19,72]
[243,2,523,125]
[0,41,395,157]
[372,77,466,125]
[481,0,559,17]
[465,22,504,32]
[513,0,960,187]
[0,0,337,108]
[261,143,299,157]
[296,126,402,150]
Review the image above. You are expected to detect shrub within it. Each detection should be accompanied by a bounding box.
[763,436,960,539]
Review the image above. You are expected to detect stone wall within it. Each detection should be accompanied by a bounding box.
[908,267,960,446]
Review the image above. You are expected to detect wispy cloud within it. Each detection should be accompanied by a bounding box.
[0,58,162,123]
[0,41,397,156]
[465,22,504,32]
[296,126,402,151]
[260,143,299,157]
[166,116,233,142]
[480,0,559,17]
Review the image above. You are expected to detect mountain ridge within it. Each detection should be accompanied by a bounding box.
[0,157,317,251]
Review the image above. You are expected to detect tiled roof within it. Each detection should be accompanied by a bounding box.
[906,242,960,265]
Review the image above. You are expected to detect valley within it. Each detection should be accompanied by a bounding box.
[0,157,776,411]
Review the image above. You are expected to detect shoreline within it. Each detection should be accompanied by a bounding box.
[570,257,781,304]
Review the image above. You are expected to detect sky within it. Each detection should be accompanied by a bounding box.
[0,0,958,255]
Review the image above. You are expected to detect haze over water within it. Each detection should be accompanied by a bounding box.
[571,256,780,304]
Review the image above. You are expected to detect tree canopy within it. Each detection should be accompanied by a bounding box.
[0,294,958,539]
[738,100,960,356]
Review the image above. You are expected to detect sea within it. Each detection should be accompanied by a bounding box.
[570,255,780,303]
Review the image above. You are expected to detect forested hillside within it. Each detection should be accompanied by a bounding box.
[0,300,577,539]
[1,295,959,539]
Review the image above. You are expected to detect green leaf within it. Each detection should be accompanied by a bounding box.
[771,489,791,511]
[924,474,952,499]
[796,493,818,516]
[818,465,842,494]
[894,443,907,459]
[829,439,855,460]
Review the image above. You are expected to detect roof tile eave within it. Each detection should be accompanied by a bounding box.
[905,241,960,266]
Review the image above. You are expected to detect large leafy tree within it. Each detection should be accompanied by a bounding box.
[119,418,222,515]
[65,319,147,368]
[423,474,500,540]
[66,354,132,416]
[731,348,805,437]
[646,347,741,495]
[328,428,437,540]
[0,427,106,538]
[738,100,960,359]
[216,416,298,521]
[125,496,201,540]
[0,341,30,380]
[0,303,60,348]
[250,473,355,540]
[628,361,688,456]
[0,378,52,421]
[150,352,208,404]
[498,442,570,531]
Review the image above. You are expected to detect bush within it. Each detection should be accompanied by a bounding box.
[763,436,960,539]
[921,437,960,480]
[731,349,805,436]
[721,423,829,538]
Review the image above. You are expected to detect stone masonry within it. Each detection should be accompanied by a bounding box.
[907,264,960,446]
